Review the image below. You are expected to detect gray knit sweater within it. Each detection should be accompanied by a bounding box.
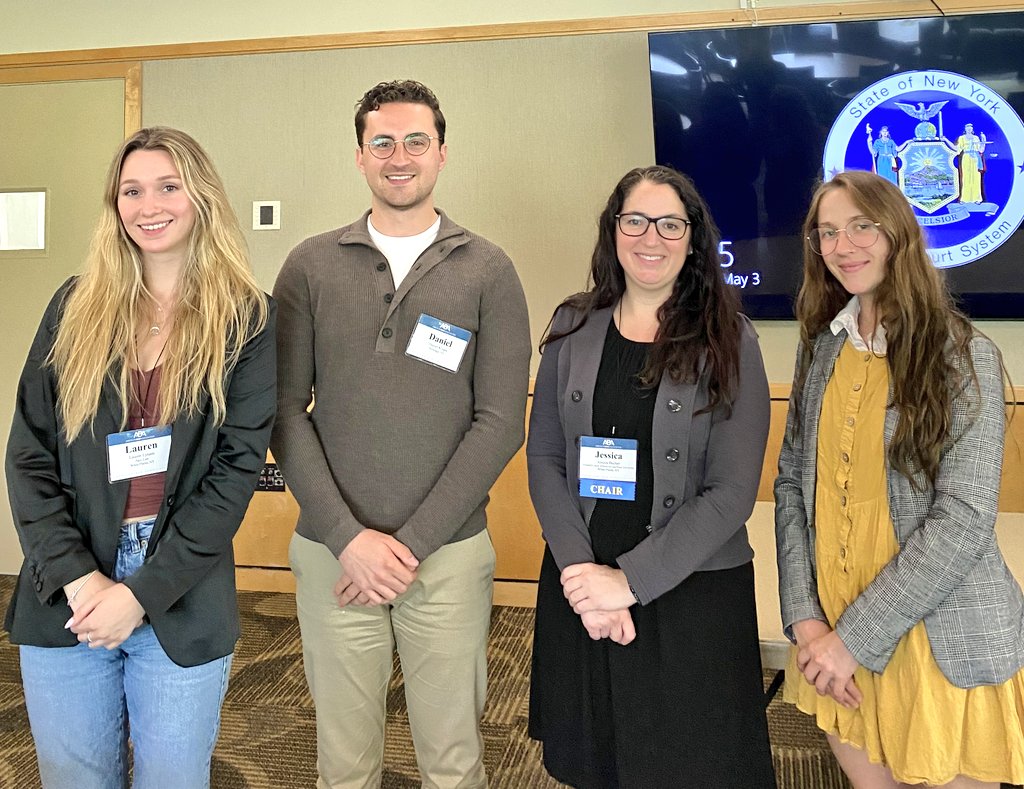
[271,210,531,560]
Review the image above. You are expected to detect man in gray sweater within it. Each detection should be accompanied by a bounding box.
[271,80,531,788]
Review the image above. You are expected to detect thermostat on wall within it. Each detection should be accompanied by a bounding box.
[252,201,281,230]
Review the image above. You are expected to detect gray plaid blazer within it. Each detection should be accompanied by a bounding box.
[774,328,1024,688]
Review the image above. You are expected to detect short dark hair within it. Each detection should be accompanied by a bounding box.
[354,80,446,145]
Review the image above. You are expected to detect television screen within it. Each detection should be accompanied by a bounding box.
[649,13,1024,318]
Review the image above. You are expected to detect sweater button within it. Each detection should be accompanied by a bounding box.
[166,495,175,507]
[383,293,393,303]
[667,399,682,412]
[663,496,675,508]
[666,448,679,462]
[376,262,387,272]
[381,327,393,339]
[571,390,583,402]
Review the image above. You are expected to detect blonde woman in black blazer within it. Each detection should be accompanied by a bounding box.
[4,127,274,789]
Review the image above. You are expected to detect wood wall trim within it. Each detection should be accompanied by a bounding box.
[0,61,143,142]
[0,1,946,70]
[124,63,142,136]
[0,62,140,83]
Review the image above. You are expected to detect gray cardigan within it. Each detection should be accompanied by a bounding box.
[526,304,770,605]
[774,328,1024,687]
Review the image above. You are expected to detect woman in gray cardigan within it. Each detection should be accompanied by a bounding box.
[527,166,776,788]
[775,170,1024,787]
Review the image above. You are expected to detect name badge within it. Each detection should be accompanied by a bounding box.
[579,436,638,501]
[106,425,172,483]
[405,314,472,373]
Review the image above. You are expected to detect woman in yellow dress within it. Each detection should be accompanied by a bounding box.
[775,169,1024,788]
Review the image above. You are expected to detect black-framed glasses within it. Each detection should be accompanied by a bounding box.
[615,213,691,240]
[807,220,882,255]
[362,133,439,160]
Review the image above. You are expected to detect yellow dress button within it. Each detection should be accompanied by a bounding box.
[840,546,847,559]
[846,417,855,426]
[842,452,849,463]
[863,354,871,362]
[853,383,862,392]
[841,495,847,507]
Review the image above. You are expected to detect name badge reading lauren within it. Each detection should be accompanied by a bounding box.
[106,425,172,483]
[579,436,638,501]
[405,314,472,373]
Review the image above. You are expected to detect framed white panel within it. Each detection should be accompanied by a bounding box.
[0,190,47,250]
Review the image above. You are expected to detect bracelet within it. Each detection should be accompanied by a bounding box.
[627,582,641,606]
[67,570,96,606]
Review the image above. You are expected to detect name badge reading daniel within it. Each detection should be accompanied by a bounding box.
[405,314,472,373]
[579,436,638,501]
[106,425,172,483]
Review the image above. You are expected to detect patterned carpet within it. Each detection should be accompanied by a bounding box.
[0,576,853,788]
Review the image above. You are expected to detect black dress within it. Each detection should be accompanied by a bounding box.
[529,320,776,789]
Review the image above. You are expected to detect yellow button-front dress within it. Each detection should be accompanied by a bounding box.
[783,341,1024,785]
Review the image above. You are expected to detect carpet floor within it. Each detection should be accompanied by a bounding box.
[0,578,853,788]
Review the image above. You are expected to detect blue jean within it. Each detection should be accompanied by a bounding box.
[20,518,233,789]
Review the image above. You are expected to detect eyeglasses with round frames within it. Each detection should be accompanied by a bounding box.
[615,213,691,241]
[808,219,882,255]
[362,133,439,160]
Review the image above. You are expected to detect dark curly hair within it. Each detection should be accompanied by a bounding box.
[354,80,446,145]
[542,165,743,415]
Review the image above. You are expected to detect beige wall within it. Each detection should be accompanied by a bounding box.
[1,0,841,55]
[141,35,654,355]
[0,79,127,574]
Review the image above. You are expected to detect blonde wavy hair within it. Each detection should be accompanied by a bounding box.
[49,126,268,441]
[795,170,1005,486]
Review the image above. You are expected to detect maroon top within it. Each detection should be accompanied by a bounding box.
[122,366,166,519]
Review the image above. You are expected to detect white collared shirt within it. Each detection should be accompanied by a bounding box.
[829,296,888,355]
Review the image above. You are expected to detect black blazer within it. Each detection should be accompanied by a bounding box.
[4,279,276,667]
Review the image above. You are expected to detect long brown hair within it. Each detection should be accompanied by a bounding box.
[541,165,742,414]
[49,127,268,441]
[795,170,994,485]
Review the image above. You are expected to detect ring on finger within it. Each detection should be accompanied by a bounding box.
[87,634,93,643]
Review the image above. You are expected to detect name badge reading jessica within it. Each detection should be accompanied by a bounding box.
[579,436,638,501]
[405,314,472,373]
[106,425,172,483]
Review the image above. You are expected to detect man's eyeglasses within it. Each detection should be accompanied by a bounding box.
[362,133,439,160]
[807,220,882,255]
[615,213,691,241]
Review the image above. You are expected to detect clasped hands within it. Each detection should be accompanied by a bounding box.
[561,562,637,646]
[64,572,146,650]
[792,618,863,709]
[334,530,420,607]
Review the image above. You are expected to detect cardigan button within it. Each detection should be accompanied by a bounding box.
[166,495,175,507]
[667,399,682,412]
[666,448,679,462]
[376,262,387,272]
[663,496,675,508]
[383,293,393,303]
[381,327,393,339]
[34,580,43,592]
[571,390,583,402]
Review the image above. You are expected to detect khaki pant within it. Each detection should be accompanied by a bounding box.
[290,530,495,789]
